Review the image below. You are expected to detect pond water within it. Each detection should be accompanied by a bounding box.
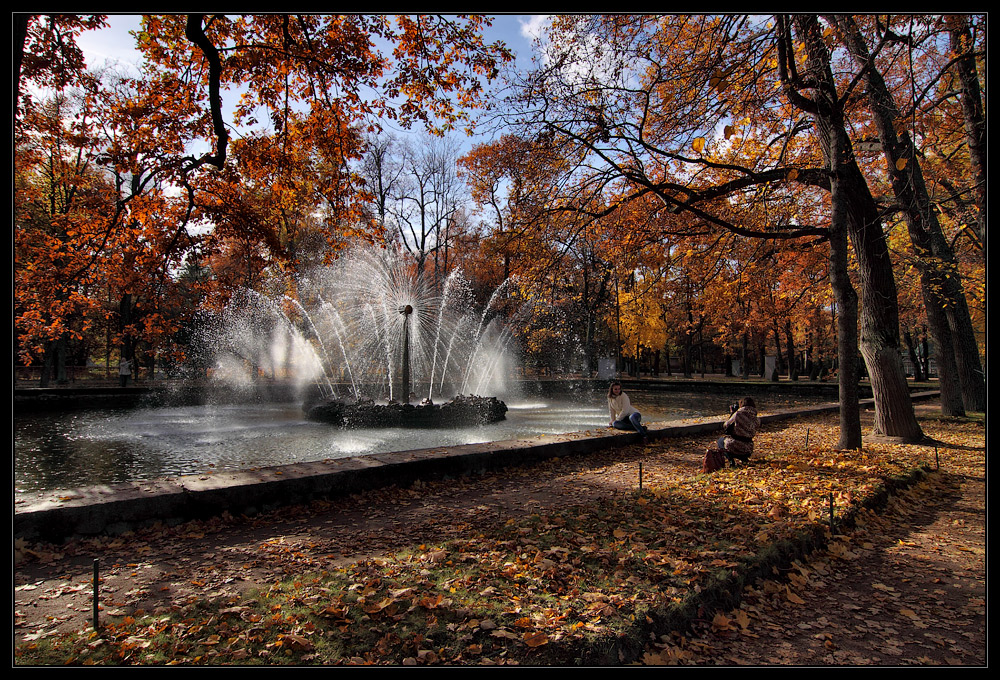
[14,388,833,494]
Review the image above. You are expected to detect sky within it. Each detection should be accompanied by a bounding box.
[76,13,548,151]
[78,13,546,69]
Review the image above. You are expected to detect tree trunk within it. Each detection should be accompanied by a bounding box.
[683,309,693,378]
[55,336,68,384]
[844,161,922,440]
[918,279,965,415]
[39,339,55,387]
[785,319,798,380]
[828,208,862,449]
[785,14,922,442]
[740,332,749,380]
[920,330,930,380]
[903,330,924,383]
[947,15,987,249]
[773,319,784,374]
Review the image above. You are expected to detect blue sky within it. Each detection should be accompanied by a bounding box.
[77,14,547,149]
[78,14,544,74]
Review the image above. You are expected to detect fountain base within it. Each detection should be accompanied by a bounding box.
[305,394,508,428]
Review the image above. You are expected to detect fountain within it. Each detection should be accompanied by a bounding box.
[203,246,513,428]
[15,252,849,497]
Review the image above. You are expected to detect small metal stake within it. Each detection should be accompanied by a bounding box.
[805,428,810,450]
[828,493,835,535]
[92,559,100,631]
[639,462,643,491]
[935,446,939,470]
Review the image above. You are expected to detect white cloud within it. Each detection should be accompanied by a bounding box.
[519,15,550,44]
[77,15,144,70]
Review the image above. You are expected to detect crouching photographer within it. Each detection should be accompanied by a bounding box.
[703,397,761,472]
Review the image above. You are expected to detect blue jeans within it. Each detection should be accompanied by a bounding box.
[613,412,645,434]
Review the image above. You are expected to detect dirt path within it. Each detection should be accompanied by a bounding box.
[15,410,986,666]
[651,467,986,665]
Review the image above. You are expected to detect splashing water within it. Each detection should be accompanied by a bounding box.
[203,246,518,403]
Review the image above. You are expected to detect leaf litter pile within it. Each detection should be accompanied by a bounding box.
[15,407,984,665]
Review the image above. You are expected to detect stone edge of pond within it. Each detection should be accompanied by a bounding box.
[14,393,939,544]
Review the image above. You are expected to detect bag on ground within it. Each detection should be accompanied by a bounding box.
[702,448,725,474]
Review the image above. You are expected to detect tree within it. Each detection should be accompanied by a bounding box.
[945,15,986,251]
[15,93,108,383]
[830,14,985,414]
[15,15,110,383]
[777,14,925,442]
[361,133,405,234]
[130,13,513,307]
[498,15,873,445]
[138,15,511,173]
[15,15,513,378]
[391,135,465,283]
[15,14,107,121]
[459,135,526,281]
[15,80,200,383]
[459,133,574,287]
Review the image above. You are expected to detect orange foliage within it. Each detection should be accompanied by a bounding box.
[15,14,512,375]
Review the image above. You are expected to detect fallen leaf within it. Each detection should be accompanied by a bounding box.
[523,631,549,647]
[711,612,734,631]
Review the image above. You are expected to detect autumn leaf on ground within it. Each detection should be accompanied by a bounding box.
[642,649,670,665]
[711,612,734,631]
[523,631,549,648]
[785,586,806,605]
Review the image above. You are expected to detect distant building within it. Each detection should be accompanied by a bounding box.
[900,346,936,379]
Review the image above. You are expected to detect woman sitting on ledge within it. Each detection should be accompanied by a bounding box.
[607,380,649,443]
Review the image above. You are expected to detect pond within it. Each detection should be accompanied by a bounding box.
[14,388,834,494]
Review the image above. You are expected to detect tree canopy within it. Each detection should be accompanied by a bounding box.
[14,14,985,443]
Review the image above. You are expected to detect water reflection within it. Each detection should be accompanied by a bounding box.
[14,389,831,494]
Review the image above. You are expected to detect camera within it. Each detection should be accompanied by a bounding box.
[729,402,739,415]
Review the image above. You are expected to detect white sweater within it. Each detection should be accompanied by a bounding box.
[608,393,638,422]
